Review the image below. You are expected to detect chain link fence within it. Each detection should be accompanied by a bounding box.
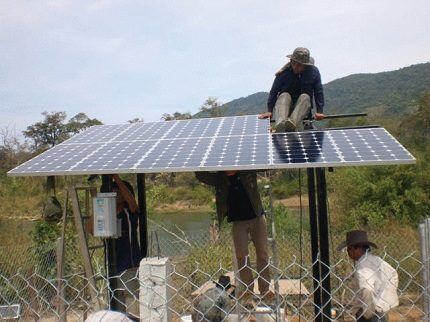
[0,220,427,321]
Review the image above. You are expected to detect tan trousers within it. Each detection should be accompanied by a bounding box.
[274,92,311,129]
[232,215,270,294]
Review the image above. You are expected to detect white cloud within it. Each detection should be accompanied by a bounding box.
[0,0,429,133]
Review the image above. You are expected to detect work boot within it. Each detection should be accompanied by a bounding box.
[239,291,256,310]
[274,118,297,132]
[284,118,297,132]
[261,290,276,304]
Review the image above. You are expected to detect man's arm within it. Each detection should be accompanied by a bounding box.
[313,67,325,120]
[259,74,283,119]
[195,172,218,186]
[349,287,375,319]
[349,268,376,319]
[112,174,138,213]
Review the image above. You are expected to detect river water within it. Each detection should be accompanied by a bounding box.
[0,211,213,256]
[0,207,307,256]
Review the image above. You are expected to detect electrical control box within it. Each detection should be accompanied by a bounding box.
[93,193,119,238]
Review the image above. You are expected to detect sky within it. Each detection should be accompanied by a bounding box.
[1,0,429,136]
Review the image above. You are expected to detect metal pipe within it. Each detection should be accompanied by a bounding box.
[269,112,367,123]
[266,171,281,321]
[324,125,380,131]
[322,113,367,119]
[316,168,332,322]
[419,219,430,321]
[426,219,430,322]
[137,173,148,258]
[101,175,119,310]
[307,168,322,322]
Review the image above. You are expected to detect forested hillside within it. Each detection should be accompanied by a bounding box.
[194,62,430,118]
[1,64,429,230]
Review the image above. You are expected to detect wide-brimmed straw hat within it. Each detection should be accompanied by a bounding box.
[287,47,314,65]
[337,230,378,251]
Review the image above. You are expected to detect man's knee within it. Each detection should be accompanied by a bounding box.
[278,92,291,100]
[276,92,292,106]
[297,93,311,105]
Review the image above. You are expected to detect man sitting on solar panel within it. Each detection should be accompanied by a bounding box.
[259,47,325,132]
[195,170,275,306]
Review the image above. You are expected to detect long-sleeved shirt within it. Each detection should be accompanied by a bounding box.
[348,253,399,319]
[195,171,264,224]
[267,64,324,114]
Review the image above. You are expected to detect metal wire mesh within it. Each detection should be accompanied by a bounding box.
[0,224,426,321]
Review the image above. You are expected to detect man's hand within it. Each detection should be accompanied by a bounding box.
[314,113,325,121]
[258,112,272,119]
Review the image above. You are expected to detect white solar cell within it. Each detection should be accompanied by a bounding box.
[7,115,415,176]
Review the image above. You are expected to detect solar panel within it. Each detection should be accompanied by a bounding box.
[271,128,414,168]
[7,115,415,177]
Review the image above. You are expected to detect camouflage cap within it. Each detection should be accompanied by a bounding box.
[287,47,314,65]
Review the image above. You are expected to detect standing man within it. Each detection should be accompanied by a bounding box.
[195,171,274,303]
[111,174,142,321]
[338,230,399,321]
[259,47,325,132]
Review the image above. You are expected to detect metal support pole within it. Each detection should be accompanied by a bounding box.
[137,173,148,258]
[316,168,332,321]
[419,218,430,321]
[101,175,119,310]
[266,171,281,321]
[307,168,322,322]
[56,190,69,322]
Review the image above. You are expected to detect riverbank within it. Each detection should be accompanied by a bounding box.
[153,195,309,213]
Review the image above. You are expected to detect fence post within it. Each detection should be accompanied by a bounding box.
[139,257,172,322]
[419,218,430,321]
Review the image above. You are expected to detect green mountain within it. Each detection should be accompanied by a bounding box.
[194,62,430,118]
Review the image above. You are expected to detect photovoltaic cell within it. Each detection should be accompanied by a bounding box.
[7,115,415,177]
[271,128,414,168]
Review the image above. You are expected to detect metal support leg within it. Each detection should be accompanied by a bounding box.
[307,168,322,322]
[316,168,332,321]
[101,175,119,311]
[137,173,148,258]
[419,219,430,321]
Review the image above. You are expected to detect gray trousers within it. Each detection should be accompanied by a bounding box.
[274,93,311,130]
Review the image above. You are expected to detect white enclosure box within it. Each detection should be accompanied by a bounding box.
[93,193,118,238]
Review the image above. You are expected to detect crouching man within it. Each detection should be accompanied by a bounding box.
[338,230,399,321]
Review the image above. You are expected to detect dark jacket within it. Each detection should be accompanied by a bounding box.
[195,171,264,224]
[267,64,324,114]
[116,208,141,273]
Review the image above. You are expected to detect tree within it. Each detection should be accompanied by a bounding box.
[67,113,102,134]
[23,111,102,151]
[398,91,430,150]
[23,111,68,150]
[128,118,145,123]
[0,126,29,173]
[161,112,192,121]
[199,97,223,117]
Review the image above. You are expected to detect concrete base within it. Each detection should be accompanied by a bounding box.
[139,257,172,322]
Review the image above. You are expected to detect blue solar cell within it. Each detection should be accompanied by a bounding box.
[7,116,415,176]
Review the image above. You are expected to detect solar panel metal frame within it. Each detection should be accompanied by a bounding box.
[7,115,415,177]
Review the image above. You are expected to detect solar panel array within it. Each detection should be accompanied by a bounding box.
[8,115,415,177]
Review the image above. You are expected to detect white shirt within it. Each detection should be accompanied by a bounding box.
[350,253,399,318]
